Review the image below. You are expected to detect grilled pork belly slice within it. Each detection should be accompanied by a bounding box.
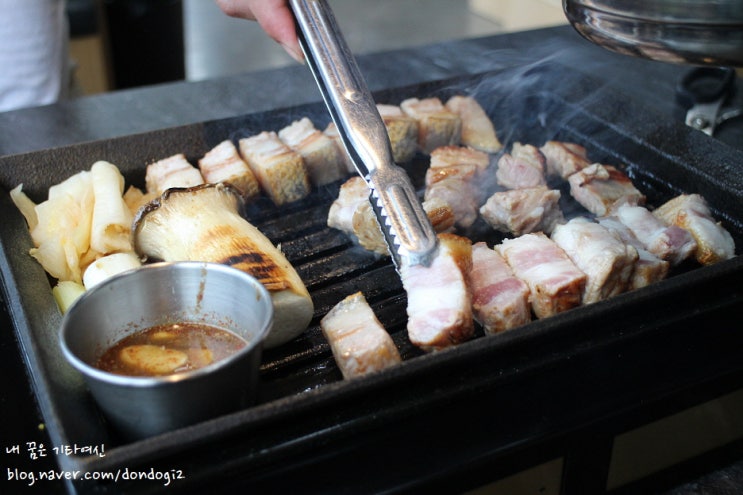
[323,122,356,174]
[198,140,261,201]
[497,232,586,318]
[551,217,638,304]
[238,131,310,206]
[377,104,419,163]
[327,176,368,233]
[496,142,547,190]
[425,164,479,229]
[614,204,696,266]
[279,117,346,186]
[653,194,736,265]
[597,216,669,290]
[400,97,462,154]
[429,144,491,173]
[352,197,455,255]
[480,186,565,236]
[424,146,491,229]
[402,233,474,351]
[327,177,455,256]
[470,242,531,334]
[320,291,402,379]
[444,95,502,153]
[568,164,645,216]
[540,141,591,179]
[145,153,204,195]
[421,195,457,234]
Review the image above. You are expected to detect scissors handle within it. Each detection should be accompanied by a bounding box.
[676,67,735,108]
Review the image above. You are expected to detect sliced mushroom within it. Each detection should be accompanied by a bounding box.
[132,183,313,348]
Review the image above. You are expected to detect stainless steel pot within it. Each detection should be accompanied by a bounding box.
[563,0,743,66]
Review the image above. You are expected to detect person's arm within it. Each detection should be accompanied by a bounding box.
[215,0,303,62]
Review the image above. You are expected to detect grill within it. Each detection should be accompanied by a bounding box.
[1,62,742,494]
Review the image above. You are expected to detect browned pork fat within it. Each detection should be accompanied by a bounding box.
[323,122,356,174]
[551,217,638,304]
[402,233,474,351]
[479,186,565,236]
[614,204,697,266]
[444,95,502,153]
[497,233,586,319]
[376,103,419,163]
[597,216,670,290]
[400,97,462,154]
[469,242,531,334]
[327,176,455,256]
[198,140,261,201]
[653,194,736,265]
[320,291,402,379]
[568,163,645,216]
[238,131,310,206]
[424,145,491,229]
[540,141,591,179]
[327,176,368,233]
[279,117,346,187]
[145,153,204,195]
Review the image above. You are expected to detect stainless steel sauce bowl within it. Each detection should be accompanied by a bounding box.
[59,261,273,440]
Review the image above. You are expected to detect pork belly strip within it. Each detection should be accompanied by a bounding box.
[470,242,531,334]
[614,204,696,266]
[551,217,638,304]
[429,145,491,173]
[145,153,204,195]
[198,140,261,201]
[320,291,402,379]
[323,122,356,174]
[327,176,368,233]
[496,232,586,319]
[400,97,462,154]
[402,233,474,351]
[540,141,591,179]
[353,197,455,255]
[479,186,565,236]
[327,177,455,256]
[496,142,547,190]
[279,117,346,186]
[376,104,419,163]
[425,165,479,229]
[444,95,502,153]
[568,163,645,216]
[238,131,310,206]
[424,146,490,229]
[653,193,736,265]
[597,216,670,290]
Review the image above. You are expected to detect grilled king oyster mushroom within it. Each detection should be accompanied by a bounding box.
[132,183,313,348]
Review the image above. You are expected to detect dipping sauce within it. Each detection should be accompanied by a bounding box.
[96,322,247,377]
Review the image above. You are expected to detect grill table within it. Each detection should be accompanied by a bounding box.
[1,26,742,495]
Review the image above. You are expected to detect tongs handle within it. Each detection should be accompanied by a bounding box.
[289,0,438,267]
[290,0,385,177]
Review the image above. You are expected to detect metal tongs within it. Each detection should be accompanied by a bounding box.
[289,0,438,269]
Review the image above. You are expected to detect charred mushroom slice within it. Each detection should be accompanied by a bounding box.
[132,183,314,348]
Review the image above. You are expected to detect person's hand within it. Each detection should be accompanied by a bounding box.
[215,0,303,63]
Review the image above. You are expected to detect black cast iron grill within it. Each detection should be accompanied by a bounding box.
[0,63,741,494]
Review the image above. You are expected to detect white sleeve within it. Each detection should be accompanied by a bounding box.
[0,0,69,112]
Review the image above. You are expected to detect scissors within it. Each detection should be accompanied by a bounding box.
[676,66,741,136]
